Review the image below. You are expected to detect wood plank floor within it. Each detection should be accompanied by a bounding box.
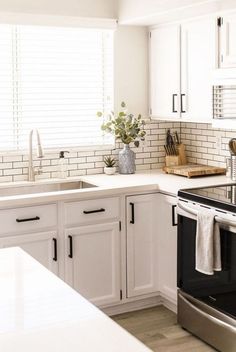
[112,306,216,352]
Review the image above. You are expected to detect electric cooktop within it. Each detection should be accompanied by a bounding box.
[178,183,236,213]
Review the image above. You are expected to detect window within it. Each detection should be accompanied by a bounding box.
[0,24,114,151]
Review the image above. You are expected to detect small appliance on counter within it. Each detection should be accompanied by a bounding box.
[177,184,236,352]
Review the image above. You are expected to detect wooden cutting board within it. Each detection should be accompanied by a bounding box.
[163,164,226,178]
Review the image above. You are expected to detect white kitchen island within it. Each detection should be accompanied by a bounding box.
[0,247,151,352]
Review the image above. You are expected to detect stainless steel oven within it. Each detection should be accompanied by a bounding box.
[177,184,236,352]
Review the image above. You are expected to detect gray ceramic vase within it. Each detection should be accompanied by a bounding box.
[119,144,135,174]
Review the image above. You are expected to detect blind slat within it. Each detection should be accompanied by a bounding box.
[0,24,114,151]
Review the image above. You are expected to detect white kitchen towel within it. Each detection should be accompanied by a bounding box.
[196,208,222,275]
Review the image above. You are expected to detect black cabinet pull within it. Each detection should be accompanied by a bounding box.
[172,94,178,113]
[16,216,40,223]
[130,202,135,224]
[181,94,186,113]
[83,208,105,214]
[53,238,57,262]
[68,235,73,258]
[172,205,178,226]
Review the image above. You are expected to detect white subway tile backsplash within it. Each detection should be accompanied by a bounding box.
[0,121,180,182]
[4,168,22,176]
[0,176,13,182]
[0,163,12,170]
[78,163,94,169]
[3,155,22,162]
[86,168,103,175]
[69,157,86,164]
[69,169,86,177]
[86,156,103,163]
[182,123,234,168]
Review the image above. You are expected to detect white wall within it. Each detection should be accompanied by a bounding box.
[0,0,117,18]
[114,26,148,118]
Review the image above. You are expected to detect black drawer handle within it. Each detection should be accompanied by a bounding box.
[16,216,40,223]
[83,208,105,214]
[172,94,178,113]
[53,238,57,262]
[172,205,178,226]
[181,94,186,113]
[130,202,135,224]
[68,235,73,258]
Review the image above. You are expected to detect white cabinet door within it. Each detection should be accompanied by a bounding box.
[65,222,121,307]
[126,194,158,298]
[181,18,216,122]
[157,194,177,304]
[219,13,236,68]
[0,231,58,274]
[150,24,181,119]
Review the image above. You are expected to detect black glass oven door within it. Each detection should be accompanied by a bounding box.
[177,215,236,298]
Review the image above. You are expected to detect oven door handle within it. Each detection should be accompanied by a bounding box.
[177,201,236,230]
[179,292,236,332]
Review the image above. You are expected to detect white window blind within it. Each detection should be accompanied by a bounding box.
[0,24,114,151]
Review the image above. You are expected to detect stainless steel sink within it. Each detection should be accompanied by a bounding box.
[0,181,97,197]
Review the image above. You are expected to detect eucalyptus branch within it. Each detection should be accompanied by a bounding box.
[97,102,146,147]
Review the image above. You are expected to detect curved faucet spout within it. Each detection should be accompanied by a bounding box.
[28,129,44,182]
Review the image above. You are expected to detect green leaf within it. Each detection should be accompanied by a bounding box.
[97,102,146,146]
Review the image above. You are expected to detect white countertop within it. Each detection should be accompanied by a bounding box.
[83,169,231,195]
[0,247,151,352]
[0,169,232,207]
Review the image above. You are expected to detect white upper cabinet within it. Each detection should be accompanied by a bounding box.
[181,17,217,122]
[150,25,181,120]
[150,17,217,122]
[219,12,236,68]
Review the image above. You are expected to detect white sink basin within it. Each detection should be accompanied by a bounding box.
[0,181,97,197]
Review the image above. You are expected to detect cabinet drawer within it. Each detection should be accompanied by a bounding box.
[0,204,57,235]
[65,197,120,226]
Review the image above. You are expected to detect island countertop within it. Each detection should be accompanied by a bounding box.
[0,247,151,352]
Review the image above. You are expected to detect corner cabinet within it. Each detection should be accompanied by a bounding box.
[150,17,217,122]
[65,222,121,307]
[157,194,177,304]
[218,13,236,68]
[181,17,216,122]
[126,194,159,298]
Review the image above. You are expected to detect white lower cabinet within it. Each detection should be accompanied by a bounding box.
[157,194,178,304]
[0,231,58,274]
[126,194,159,298]
[65,222,121,307]
[0,192,179,310]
